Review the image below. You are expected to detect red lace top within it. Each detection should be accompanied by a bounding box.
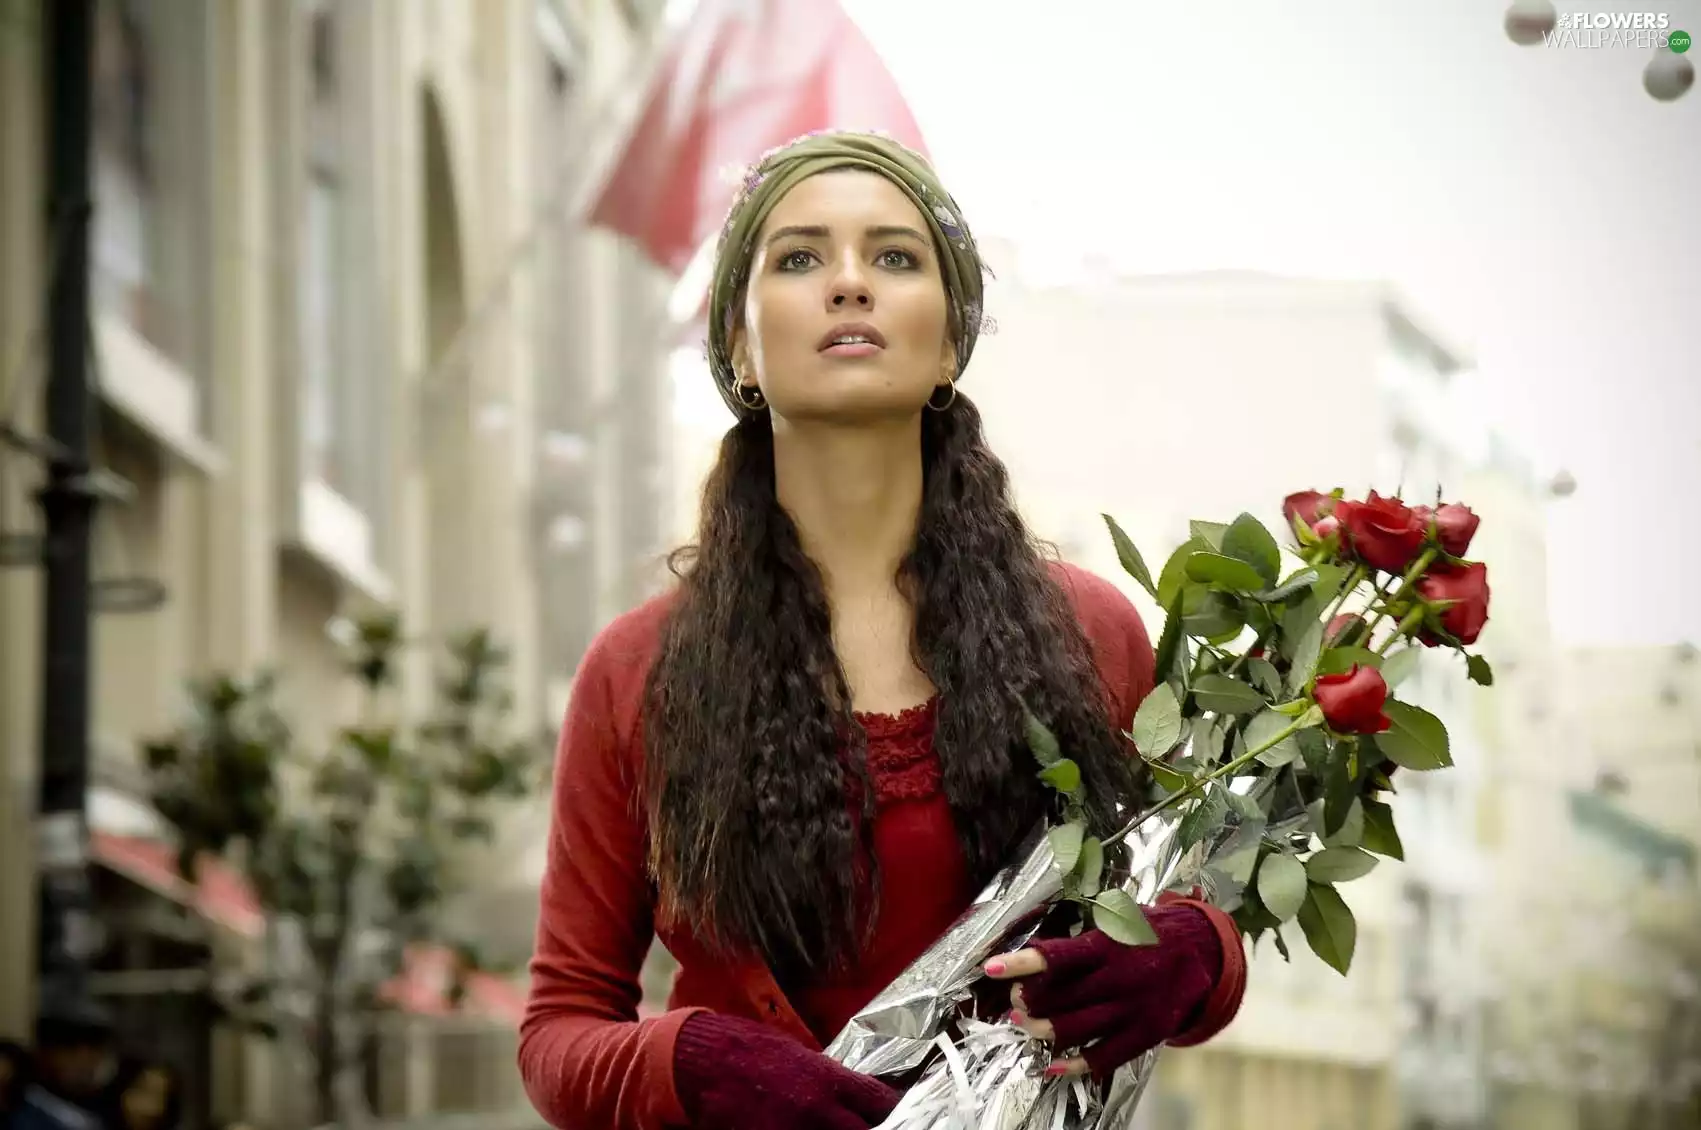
[786,698,971,1041]
[518,562,1244,1130]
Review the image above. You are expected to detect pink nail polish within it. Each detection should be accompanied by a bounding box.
[985,960,1006,976]
[1044,1064,1069,1078]
[1009,1010,1025,1026]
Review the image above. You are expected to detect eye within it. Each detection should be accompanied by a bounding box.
[877,248,920,270]
[776,248,818,271]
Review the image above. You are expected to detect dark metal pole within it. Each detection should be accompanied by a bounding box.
[34,0,105,1034]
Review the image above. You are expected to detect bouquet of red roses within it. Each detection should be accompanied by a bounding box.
[828,488,1493,1130]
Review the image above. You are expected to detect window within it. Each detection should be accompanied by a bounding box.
[91,0,153,335]
[301,2,346,492]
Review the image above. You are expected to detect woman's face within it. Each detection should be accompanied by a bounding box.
[121,1068,172,1129]
[732,169,954,423]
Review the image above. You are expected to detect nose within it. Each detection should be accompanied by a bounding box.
[826,253,873,310]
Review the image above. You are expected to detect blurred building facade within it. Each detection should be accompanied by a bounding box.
[1480,640,1701,1129]
[1,0,673,1125]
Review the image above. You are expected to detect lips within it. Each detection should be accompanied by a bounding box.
[817,322,887,351]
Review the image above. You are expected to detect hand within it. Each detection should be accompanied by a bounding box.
[981,903,1223,1080]
[673,1011,900,1130]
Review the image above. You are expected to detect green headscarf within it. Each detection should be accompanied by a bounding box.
[705,130,987,417]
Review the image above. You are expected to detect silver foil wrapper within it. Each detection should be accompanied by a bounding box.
[826,732,1313,1130]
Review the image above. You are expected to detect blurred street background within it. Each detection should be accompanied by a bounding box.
[0,0,1697,1128]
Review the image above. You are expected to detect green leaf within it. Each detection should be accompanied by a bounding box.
[1323,797,1365,848]
[1078,836,1105,897]
[1192,674,1267,715]
[1247,709,1301,767]
[1305,847,1379,884]
[1286,620,1324,696]
[1038,758,1082,794]
[1189,520,1228,550]
[1153,596,1188,693]
[1247,657,1283,701]
[1102,514,1158,600]
[1297,883,1357,975]
[1361,798,1405,860]
[1132,684,1184,758]
[1317,647,1383,678]
[1180,588,1245,638]
[1257,568,1321,605]
[1224,786,1265,822]
[1217,841,1260,885]
[1256,853,1308,923]
[1178,786,1230,852]
[1298,728,1332,777]
[1157,537,1210,610]
[1145,759,1188,794]
[1324,742,1359,832]
[1381,647,1422,689]
[1185,552,1267,593]
[1466,653,1495,687]
[1092,889,1159,946]
[1048,822,1084,877]
[1272,929,1292,963]
[1378,701,1453,771]
[1025,711,1062,767]
[1222,513,1282,588]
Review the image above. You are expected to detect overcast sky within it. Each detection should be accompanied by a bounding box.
[828,0,1700,648]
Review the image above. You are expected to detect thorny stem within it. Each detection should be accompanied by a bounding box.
[1117,705,1324,846]
[1362,549,1437,642]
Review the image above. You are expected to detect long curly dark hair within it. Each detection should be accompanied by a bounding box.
[642,396,1143,977]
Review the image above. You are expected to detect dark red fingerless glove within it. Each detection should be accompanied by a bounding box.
[1021,902,1230,1078]
[672,1011,901,1130]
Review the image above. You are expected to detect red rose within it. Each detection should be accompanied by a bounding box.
[1417,561,1491,646]
[1312,665,1392,734]
[1313,515,1341,540]
[1283,490,1336,529]
[1414,503,1480,558]
[1335,492,1427,573]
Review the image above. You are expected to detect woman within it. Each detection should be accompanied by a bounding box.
[519,132,1247,1130]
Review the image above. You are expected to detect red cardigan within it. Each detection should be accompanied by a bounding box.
[518,562,1247,1130]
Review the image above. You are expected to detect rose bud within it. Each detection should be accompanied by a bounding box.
[1414,502,1481,558]
[1312,515,1341,540]
[1325,613,1365,646]
[1312,665,1393,734]
[1335,491,1427,573]
[1283,490,1337,530]
[1417,561,1491,646]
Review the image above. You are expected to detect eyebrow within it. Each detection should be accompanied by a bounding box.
[764,224,931,246]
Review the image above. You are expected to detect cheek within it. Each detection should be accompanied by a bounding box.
[746,287,813,367]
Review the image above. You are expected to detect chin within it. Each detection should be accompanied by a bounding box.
[770,368,933,424]
[773,390,930,425]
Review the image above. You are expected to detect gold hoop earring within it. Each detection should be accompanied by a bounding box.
[926,379,957,412]
[733,380,767,410]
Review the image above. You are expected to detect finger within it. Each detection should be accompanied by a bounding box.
[836,1073,902,1124]
[1042,1056,1089,1080]
[983,948,1047,980]
[820,1108,874,1130]
[1029,931,1116,980]
[1008,1009,1056,1042]
[1045,1000,1126,1052]
[1083,1022,1170,1081]
[1010,983,1026,1013]
[1006,959,1102,1014]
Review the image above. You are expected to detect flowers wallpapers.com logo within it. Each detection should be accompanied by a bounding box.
[1544,11,1691,49]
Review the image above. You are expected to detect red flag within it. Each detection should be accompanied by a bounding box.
[588,0,926,276]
